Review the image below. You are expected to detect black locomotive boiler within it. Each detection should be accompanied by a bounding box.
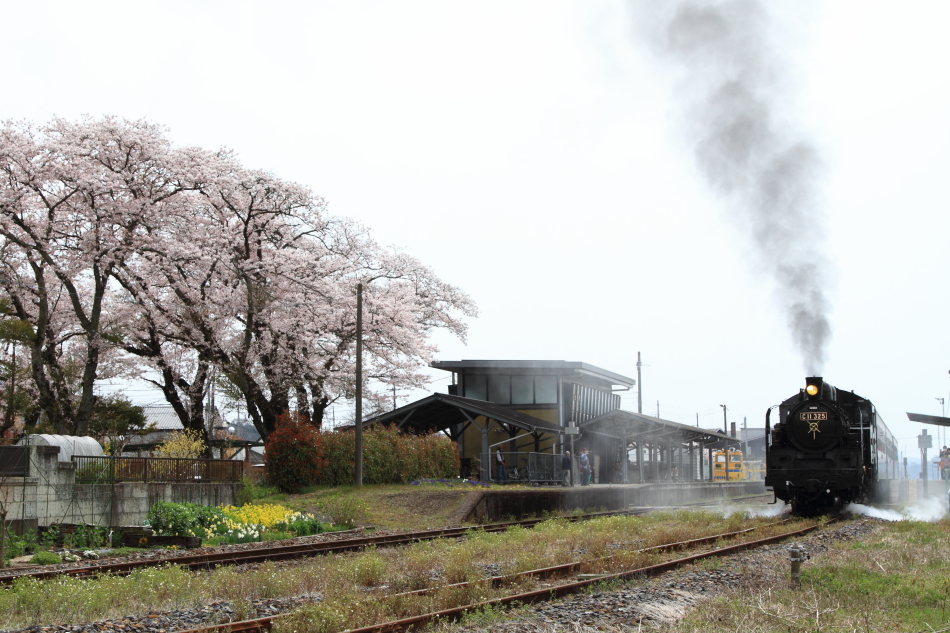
[765,377,897,515]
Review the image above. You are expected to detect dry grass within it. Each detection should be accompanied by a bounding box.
[662,519,950,632]
[0,510,790,631]
[260,484,481,530]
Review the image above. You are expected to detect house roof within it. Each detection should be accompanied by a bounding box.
[231,446,265,464]
[431,360,636,388]
[141,405,184,430]
[578,409,737,445]
[363,393,564,435]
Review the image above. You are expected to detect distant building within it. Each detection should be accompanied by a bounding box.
[125,405,259,452]
[435,360,634,426]
[366,360,733,483]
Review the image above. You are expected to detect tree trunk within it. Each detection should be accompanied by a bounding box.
[0,506,6,569]
[294,385,311,425]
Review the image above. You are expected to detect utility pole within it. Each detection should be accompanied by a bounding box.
[393,384,397,411]
[938,397,946,453]
[720,404,727,435]
[742,416,747,457]
[696,413,699,427]
[636,352,642,414]
[355,283,363,487]
[656,400,660,418]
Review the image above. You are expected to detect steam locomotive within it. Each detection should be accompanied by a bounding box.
[765,377,898,515]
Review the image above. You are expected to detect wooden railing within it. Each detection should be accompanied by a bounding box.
[72,455,244,483]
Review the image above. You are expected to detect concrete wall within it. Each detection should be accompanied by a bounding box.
[0,445,240,533]
[464,481,766,522]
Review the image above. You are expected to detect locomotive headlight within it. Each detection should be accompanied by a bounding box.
[806,384,819,396]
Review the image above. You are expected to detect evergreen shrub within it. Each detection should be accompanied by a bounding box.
[264,415,326,494]
[265,417,460,492]
[30,551,62,565]
[146,500,227,538]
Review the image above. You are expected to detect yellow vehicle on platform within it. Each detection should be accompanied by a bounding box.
[713,448,746,481]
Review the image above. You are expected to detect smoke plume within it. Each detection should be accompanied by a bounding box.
[636,0,831,373]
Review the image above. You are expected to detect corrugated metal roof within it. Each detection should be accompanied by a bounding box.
[16,435,104,461]
[430,360,636,388]
[142,405,184,430]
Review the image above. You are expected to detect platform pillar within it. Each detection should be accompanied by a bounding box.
[689,440,696,481]
[699,442,705,481]
[637,440,643,484]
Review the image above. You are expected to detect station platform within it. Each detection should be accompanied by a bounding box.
[460,481,767,522]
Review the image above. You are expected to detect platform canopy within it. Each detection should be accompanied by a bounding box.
[578,409,737,446]
[362,393,563,436]
[906,412,950,427]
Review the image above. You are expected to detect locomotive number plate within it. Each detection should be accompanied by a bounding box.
[800,412,828,421]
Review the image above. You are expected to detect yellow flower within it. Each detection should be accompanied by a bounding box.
[220,503,298,528]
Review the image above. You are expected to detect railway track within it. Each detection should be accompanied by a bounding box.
[174,515,834,633]
[0,493,774,585]
[0,507,661,585]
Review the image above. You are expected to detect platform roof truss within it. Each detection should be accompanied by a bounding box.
[578,410,734,446]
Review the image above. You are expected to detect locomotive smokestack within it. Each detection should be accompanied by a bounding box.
[633,0,831,373]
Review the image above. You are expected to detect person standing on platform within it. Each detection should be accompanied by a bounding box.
[579,449,590,486]
[561,450,572,486]
[495,447,509,483]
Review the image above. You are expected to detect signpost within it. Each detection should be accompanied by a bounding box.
[564,421,578,486]
[919,429,932,494]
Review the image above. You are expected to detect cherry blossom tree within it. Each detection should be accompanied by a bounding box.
[115,161,475,439]
[2,117,476,440]
[0,117,202,434]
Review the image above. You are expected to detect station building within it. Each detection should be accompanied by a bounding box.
[365,360,735,484]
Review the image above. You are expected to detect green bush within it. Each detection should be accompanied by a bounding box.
[30,551,62,565]
[56,524,107,550]
[265,419,460,492]
[146,501,227,538]
[273,516,326,537]
[318,495,366,529]
[264,415,325,493]
[237,475,279,505]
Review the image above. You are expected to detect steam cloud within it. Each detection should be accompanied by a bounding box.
[636,0,831,373]
[846,499,948,522]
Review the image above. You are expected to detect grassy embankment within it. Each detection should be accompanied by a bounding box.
[0,510,784,630]
[664,518,950,632]
[249,481,501,530]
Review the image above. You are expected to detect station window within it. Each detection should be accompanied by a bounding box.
[464,373,559,405]
[535,376,558,403]
[488,374,511,404]
[511,375,533,404]
[465,374,487,401]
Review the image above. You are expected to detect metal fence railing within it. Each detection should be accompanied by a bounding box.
[72,455,244,483]
[481,452,564,485]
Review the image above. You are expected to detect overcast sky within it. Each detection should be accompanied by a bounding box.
[3,1,949,463]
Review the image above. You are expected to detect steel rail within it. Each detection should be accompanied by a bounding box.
[0,493,771,585]
[177,516,826,633]
[361,518,790,601]
[339,516,840,633]
[0,508,656,584]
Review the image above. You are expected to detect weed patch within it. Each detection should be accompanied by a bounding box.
[668,520,950,632]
